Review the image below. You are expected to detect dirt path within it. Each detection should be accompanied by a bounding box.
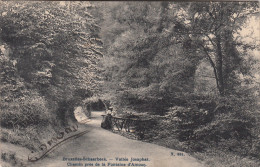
[27,110,204,167]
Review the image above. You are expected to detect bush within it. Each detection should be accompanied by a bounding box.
[194,113,253,141]
[0,91,51,129]
[165,94,258,157]
[167,106,209,141]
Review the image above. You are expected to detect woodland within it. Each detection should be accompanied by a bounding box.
[0,2,259,167]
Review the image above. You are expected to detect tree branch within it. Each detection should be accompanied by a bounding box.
[200,44,220,91]
[205,34,216,47]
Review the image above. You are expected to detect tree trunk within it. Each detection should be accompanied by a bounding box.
[215,35,225,96]
[57,100,77,126]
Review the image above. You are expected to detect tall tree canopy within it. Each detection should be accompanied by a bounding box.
[98,2,259,113]
[175,2,259,96]
[0,1,103,124]
[98,2,201,113]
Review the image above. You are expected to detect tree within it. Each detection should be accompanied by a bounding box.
[98,2,200,113]
[0,1,103,124]
[175,2,259,96]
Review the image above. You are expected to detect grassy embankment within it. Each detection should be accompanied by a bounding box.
[109,96,260,167]
[0,88,74,166]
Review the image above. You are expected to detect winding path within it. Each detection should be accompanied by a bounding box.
[27,109,204,167]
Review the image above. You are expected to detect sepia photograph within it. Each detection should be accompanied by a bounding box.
[0,1,259,167]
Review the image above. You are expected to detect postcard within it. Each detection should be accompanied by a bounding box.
[0,1,259,167]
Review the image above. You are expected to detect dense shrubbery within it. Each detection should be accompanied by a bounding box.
[0,1,102,127]
[0,2,259,167]
[166,106,209,141]
[0,2,103,157]
[0,93,51,128]
[144,93,259,159]
[1,50,49,129]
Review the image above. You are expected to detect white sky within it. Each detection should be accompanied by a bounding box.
[239,15,260,60]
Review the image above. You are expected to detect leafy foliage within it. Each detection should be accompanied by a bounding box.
[0,2,103,125]
[0,2,259,165]
[175,2,259,95]
[96,2,260,163]
[99,2,199,113]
